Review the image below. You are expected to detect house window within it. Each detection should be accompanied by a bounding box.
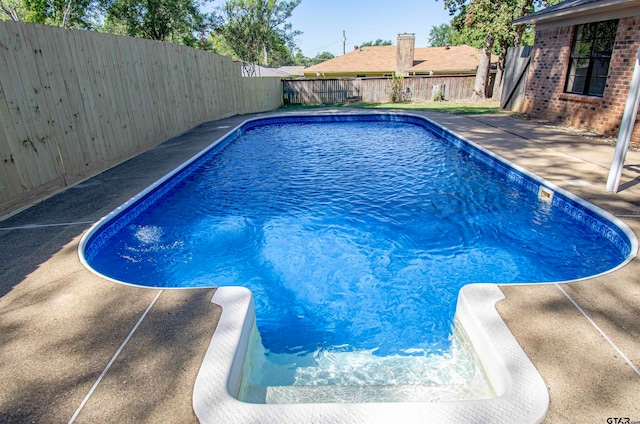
[564,19,618,97]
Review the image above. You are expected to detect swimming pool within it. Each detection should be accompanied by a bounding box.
[79,112,636,422]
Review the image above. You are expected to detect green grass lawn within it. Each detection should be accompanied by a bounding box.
[279,100,505,115]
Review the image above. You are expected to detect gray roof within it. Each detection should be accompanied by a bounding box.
[277,66,305,76]
[236,62,291,77]
[513,0,638,25]
[236,63,307,77]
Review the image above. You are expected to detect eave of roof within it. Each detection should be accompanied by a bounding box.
[513,0,639,25]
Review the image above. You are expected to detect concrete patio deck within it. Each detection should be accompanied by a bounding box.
[1,109,638,423]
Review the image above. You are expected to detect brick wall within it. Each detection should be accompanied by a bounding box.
[522,16,640,144]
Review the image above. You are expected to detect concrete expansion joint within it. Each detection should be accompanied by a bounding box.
[0,221,95,231]
[67,290,164,423]
[554,283,640,377]
[463,115,535,143]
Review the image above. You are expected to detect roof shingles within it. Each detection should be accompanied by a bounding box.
[304,45,491,75]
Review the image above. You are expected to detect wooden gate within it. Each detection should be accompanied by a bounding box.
[501,46,533,111]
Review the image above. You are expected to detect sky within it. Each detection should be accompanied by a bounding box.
[204,0,455,58]
[288,0,454,57]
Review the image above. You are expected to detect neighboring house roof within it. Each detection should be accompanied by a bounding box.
[303,45,494,76]
[513,0,639,25]
[277,66,305,76]
[255,67,291,77]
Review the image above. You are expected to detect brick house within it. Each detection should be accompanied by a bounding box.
[513,0,640,143]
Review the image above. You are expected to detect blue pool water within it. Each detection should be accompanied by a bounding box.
[83,114,633,398]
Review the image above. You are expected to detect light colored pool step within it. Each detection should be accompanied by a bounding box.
[260,383,495,404]
[195,285,551,423]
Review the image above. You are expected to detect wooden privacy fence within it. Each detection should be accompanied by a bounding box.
[283,75,477,105]
[0,21,282,216]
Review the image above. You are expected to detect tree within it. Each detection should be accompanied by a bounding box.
[102,0,212,46]
[441,0,561,99]
[262,35,296,66]
[360,39,392,47]
[313,51,334,63]
[287,50,334,67]
[291,50,312,66]
[449,5,485,48]
[443,0,497,98]
[1,0,27,21]
[17,0,100,28]
[215,0,301,75]
[428,23,456,47]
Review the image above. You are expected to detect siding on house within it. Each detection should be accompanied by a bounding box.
[522,16,640,143]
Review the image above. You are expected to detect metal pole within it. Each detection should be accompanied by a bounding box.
[606,47,640,192]
[343,30,346,55]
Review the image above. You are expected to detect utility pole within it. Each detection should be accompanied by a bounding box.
[343,30,346,55]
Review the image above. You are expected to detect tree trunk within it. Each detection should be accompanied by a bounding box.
[492,66,503,101]
[473,32,494,99]
[263,44,268,66]
[492,45,507,101]
[61,0,74,28]
[1,4,20,21]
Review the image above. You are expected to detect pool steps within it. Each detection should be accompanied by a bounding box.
[193,284,550,423]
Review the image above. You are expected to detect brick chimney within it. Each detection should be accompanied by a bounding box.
[395,33,415,76]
